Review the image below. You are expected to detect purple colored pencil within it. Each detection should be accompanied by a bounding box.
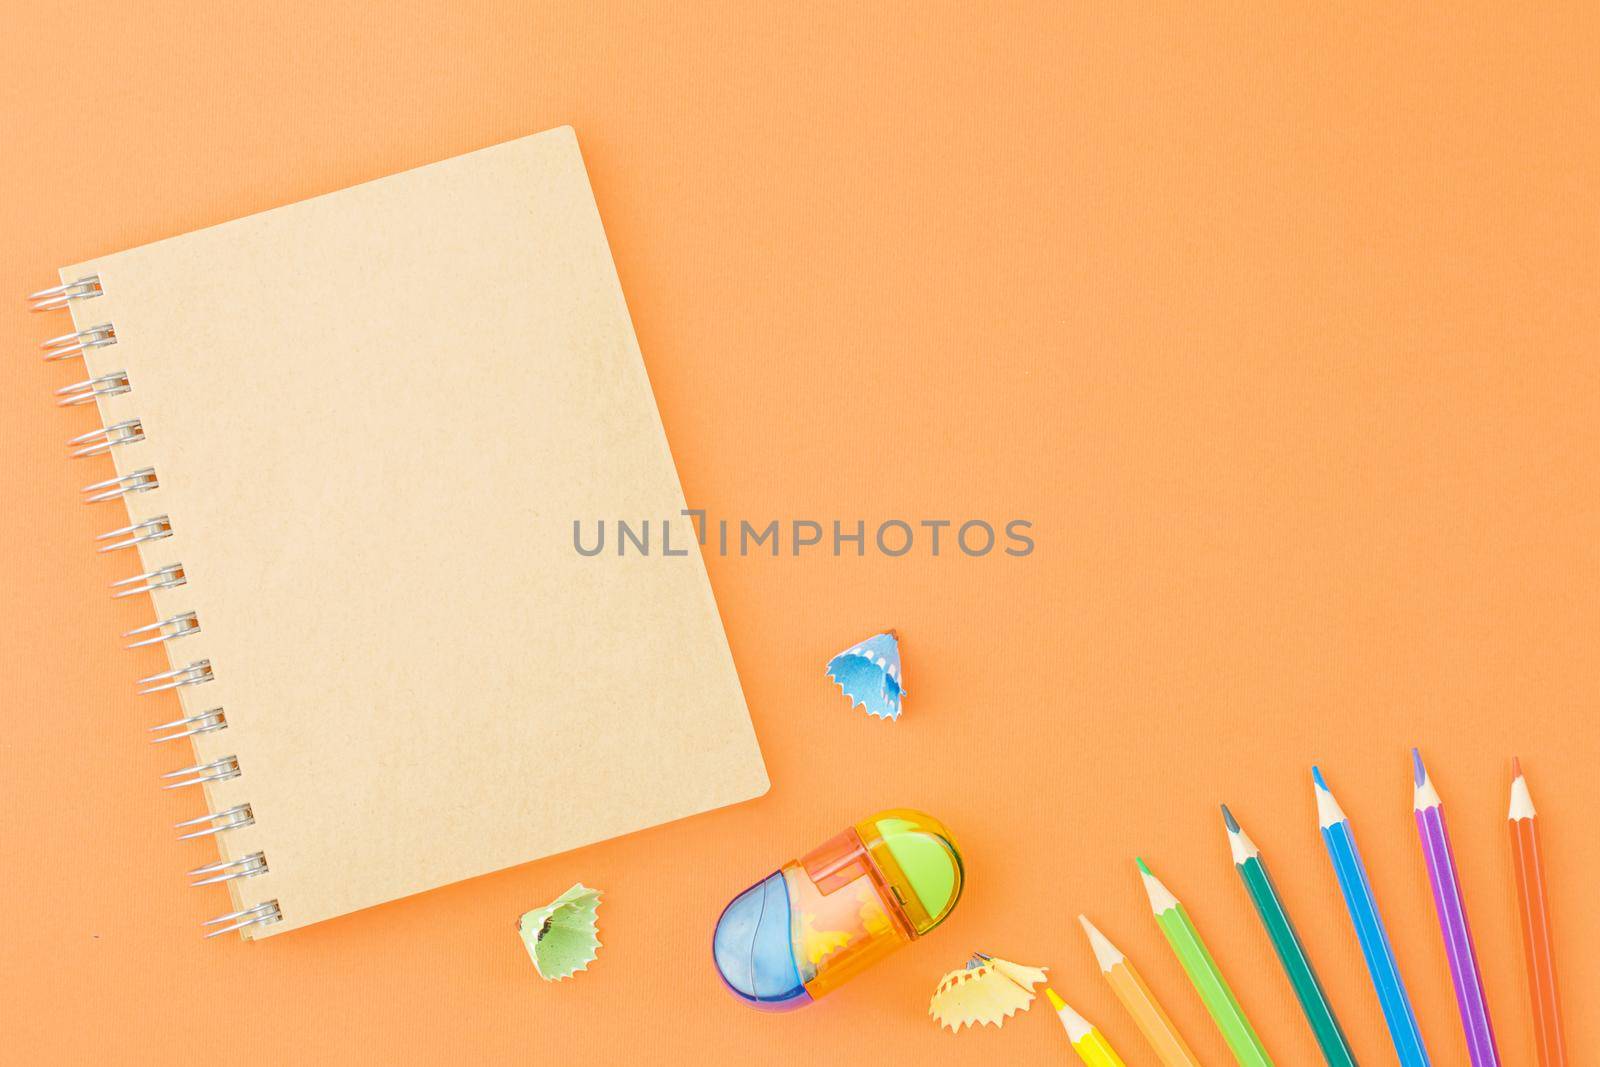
[1412,748,1499,1066]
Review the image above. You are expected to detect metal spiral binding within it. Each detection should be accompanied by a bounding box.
[204,901,282,938]
[55,370,131,406]
[82,467,158,503]
[123,610,199,648]
[148,707,226,744]
[110,563,186,598]
[160,755,241,790]
[34,276,277,940]
[190,851,268,886]
[69,419,145,457]
[96,516,172,553]
[29,275,102,312]
[40,323,116,361]
[174,804,254,840]
[138,659,213,694]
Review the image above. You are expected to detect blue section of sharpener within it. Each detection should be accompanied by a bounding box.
[712,871,810,1011]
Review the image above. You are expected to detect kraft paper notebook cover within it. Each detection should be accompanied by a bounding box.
[36,126,769,939]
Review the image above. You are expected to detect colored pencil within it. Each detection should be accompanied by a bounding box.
[1046,988,1129,1067]
[1137,857,1273,1067]
[1078,915,1202,1067]
[1313,765,1430,1066]
[1411,749,1499,1065]
[1509,758,1566,1066]
[1222,805,1357,1066]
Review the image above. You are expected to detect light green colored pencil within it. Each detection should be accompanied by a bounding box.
[1137,857,1273,1067]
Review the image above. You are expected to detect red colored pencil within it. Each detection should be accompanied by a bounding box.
[1509,758,1566,1066]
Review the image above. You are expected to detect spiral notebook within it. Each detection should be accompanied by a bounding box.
[31,126,769,939]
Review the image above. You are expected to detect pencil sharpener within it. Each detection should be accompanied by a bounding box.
[712,808,964,1010]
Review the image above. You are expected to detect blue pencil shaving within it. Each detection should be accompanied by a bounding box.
[825,631,905,721]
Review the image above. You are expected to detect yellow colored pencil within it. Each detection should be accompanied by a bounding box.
[1079,915,1203,1067]
[1046,988,1129,1067]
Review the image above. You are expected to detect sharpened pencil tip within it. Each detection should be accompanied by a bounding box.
[1135,856,1150,875]
[1311,765,1328,789]
[1509,763,1536,819]
[1135,859,1179,911]
[1220,804,1239,832]
[1412,747,1426,787]
[1077,914,1124,971]
[1045,987,1066,1011]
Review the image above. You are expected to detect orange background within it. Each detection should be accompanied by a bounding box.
[3,4,1596,1064]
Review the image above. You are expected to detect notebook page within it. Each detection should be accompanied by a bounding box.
[66,127,768,937]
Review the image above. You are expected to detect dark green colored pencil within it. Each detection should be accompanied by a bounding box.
[1222,805,1358,1067]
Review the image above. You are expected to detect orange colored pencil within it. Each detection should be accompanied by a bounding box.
[1078,915,1202,1067]
[1509,758,1566,1066]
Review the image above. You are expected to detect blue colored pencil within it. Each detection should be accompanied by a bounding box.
[1313,766,1430,1067]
